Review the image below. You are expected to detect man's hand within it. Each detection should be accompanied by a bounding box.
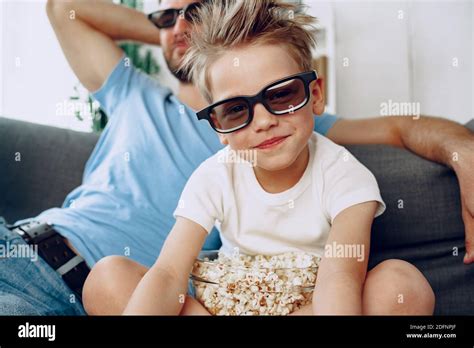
[453,151,474,264]
[327,115,474,264]
[47,0,160,92]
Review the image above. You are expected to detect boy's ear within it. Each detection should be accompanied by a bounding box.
[311,78,325,116]
[218,133,229,145]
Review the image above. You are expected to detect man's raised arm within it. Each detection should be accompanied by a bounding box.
[46,0,161,92]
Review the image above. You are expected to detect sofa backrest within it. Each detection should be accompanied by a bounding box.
[0,117,99,222]
[1,116,472,240]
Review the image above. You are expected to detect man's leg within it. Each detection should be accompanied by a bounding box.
[83,255,210,315]
[0,217,86,315]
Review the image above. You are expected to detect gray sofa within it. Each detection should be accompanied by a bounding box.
[1,116,473,315]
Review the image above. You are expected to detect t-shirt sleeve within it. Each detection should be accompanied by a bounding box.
[173,161,224,234]
[322,147,386,223]
[91,54,169,118]
[314,113,339,135]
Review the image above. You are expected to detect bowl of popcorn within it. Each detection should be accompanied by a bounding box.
[190,250,321,315]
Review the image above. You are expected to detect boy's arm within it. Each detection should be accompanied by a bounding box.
[326,115,474,264]
[46,0,161,92]
[312,201,378,315]
[123,217,208,315]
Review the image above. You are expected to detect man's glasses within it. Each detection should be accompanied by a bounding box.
[148,2,205,29]
[197,71,318,134]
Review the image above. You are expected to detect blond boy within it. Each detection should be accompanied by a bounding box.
[83,0,434,315]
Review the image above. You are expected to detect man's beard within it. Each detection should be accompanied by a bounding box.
[166,57,191,84]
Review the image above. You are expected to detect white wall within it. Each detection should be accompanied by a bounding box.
[330,0,472,123]
[410,1,472,123]
[0,0,179,132]
[0,0,472,133]
[1,0,93,131]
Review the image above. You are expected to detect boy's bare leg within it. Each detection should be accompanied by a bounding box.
[179,296,211,315]
[362,259,435,315]
[83,255,210,315]
[292,259,434,316]
[84,256,433,316]
[83,256,146,315]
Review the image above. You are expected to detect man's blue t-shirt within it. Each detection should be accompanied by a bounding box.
[31,56,339,267]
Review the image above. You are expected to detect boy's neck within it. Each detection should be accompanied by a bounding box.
[178,82,208,111]
[253,145,310,194]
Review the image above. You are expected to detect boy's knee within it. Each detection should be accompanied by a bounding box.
[82,255,132,315]
[364,259,435,314]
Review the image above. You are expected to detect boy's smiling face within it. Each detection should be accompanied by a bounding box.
[208,43,326,172]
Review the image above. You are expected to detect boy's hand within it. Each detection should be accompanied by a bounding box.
[289,303,313,315]
[123,217,208,315]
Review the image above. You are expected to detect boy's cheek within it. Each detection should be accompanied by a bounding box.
[228,133,254,150]
[291,110,315,131]
[218,134,229,145]
[221,133,245,149]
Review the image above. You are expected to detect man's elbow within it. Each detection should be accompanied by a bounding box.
[383,116,406,148]
[46,0,74,22]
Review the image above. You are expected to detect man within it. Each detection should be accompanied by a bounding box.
[0,0,472,315]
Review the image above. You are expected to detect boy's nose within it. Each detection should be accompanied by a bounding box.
[252,104,279,132]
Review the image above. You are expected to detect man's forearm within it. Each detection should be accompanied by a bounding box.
[393,116,474,170]
[47,0,160,45]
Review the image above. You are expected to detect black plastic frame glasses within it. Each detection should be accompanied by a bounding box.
[196,71,318,134]
[148,1,205,29]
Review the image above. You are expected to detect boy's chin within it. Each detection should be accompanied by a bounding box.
[255,154,298,172]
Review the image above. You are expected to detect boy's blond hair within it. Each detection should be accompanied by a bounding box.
[180,0,317,103]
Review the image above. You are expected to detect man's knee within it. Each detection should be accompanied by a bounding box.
[363,259,435,315]
[83,255,135,315]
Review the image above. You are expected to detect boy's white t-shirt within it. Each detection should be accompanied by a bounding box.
[174,132,385,257]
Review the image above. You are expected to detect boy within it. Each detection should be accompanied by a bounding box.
[83,0,434,315]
